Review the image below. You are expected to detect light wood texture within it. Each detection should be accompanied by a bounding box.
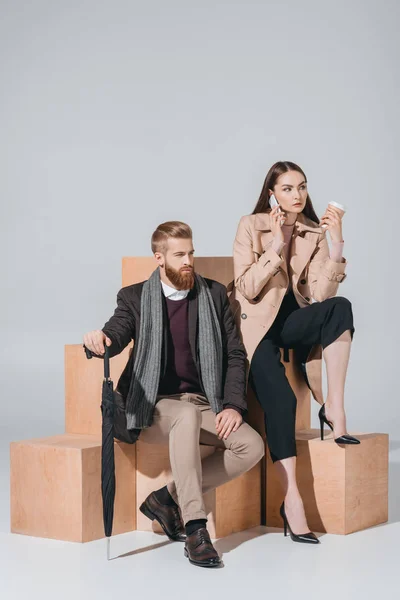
[285,350,311,431]
[214,463,262,538]
[65,344,132,436]
[10,434,136,542]
[266,429,388,534]
[135,441,261,538]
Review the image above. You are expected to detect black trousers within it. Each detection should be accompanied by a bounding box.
[250,292,354,463]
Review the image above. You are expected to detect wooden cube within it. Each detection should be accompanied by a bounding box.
[135,441,261,538]
[10,434,136,542]
[65,344,131,436]
[266,429,388,534]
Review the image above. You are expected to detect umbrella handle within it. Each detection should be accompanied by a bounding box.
[83,345,110,380]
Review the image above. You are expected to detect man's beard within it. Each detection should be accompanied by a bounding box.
[165,262,195,290]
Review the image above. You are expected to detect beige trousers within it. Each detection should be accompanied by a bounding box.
[139,393,265,524]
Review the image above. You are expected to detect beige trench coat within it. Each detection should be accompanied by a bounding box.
[229,211,348,404]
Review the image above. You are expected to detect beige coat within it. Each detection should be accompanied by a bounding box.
[229,211,348,404]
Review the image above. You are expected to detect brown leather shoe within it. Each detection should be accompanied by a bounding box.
[184,527,221,568]
[140,491,186,542]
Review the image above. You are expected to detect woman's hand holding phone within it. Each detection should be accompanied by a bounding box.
[270,204,286,243]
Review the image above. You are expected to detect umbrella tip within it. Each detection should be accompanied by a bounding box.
[107,536,111,561]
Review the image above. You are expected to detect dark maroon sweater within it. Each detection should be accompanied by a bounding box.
[158,297,202,395]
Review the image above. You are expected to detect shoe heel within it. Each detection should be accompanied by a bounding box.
[280,503,288,537]
[280,501,319,545]
[320,416,324,441]
[139,502,155,522]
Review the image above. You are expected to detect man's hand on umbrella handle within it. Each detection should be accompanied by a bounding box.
[83,330,112,356]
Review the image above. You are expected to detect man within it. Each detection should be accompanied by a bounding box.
[83,221,264,568]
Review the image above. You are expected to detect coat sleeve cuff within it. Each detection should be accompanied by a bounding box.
[101,328,115,343]
[223,404,245,416]
[259,244,284,273]
[321,258,347,282]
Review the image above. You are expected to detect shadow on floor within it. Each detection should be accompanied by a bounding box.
[113,538,172,560]
[214,526,269,555]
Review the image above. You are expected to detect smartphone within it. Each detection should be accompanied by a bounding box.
[269,194,285,225]
[269,194,279,210]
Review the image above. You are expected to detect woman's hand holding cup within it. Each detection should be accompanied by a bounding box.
[320,201,345,243]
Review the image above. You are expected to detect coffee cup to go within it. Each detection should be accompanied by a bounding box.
[321,201,346,228]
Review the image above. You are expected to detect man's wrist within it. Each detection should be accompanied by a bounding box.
[224,404,244,416]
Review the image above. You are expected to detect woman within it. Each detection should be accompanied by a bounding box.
[232,161,358,544]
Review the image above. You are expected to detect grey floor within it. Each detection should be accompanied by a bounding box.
[1,425,399,600]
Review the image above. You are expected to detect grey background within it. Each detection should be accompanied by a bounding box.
[1,0,399,533]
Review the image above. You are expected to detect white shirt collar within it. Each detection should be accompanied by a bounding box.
[161,280,190,301]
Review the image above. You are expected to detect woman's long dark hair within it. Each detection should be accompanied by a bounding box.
[252,161,319,224]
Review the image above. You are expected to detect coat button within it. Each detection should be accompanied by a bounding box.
[241,313,247,319]
[300,279,306,285]
[305,297,310,302]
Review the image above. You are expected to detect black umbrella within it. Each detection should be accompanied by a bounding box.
[84,345,115,560]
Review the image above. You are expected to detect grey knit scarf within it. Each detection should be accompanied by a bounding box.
[125,268,223,429]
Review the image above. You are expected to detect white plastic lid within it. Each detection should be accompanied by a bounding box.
[328,201,346,212]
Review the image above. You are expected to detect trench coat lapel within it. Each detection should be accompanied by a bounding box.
[289,234,316,279]
[290,214,322,278]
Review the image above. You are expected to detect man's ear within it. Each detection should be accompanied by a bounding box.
[154,252,164,267]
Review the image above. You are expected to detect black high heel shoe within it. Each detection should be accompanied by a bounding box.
[318,404,360,445]
[279,502,320,544]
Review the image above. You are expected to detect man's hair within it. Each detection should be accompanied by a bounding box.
[151,221,193,254]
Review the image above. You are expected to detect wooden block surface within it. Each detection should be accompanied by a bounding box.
[345,432,389,534]
[65,344,131,436]
[286,350,311,431]
[215,463,261,538]
[266,429,388,534]
[10,434,136,542]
